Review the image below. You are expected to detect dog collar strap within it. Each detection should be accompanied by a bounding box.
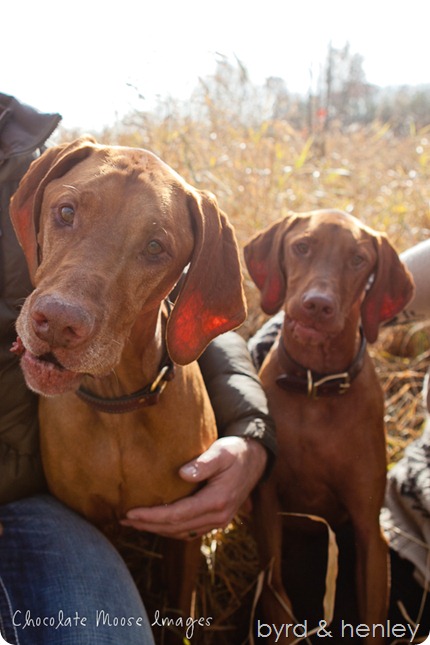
[276,330,367,398]
[75,358,176,414]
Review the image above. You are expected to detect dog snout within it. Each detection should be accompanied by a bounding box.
[301,289,336,322]
[31,294,95,349]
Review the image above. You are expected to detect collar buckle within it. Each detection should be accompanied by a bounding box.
[308,370,351,398]
[150,364,171,394]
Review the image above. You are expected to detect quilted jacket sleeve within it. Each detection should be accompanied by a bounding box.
[0,161,47,502]
[198,331,277,478]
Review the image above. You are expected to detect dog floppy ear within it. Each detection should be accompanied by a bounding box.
[244,214,300,314]
[166,190,247,365]
[361,234,415,343]
[9,135,97,283]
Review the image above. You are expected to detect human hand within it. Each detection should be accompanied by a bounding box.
[120,436,267,540]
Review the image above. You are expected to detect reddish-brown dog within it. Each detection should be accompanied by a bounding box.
[10,136,246,620]
[244,209,414,643]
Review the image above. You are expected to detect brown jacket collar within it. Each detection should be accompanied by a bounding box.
[0,92,61,164]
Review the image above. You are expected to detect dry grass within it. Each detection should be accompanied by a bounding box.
[80,115,430,335]
[374,327,430,464]
[62,117,430,642]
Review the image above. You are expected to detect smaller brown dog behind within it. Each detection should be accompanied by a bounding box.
[244,210,414,644]
[10,136,247,627]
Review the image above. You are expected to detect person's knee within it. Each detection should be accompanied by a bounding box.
[0,495,155,644]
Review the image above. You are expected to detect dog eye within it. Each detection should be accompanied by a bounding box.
[294,241,309,255]
[58,205,75,225]
[351,254,366,267]
[146,240,163,256]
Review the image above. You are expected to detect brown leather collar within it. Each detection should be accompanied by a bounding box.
[76,356,175,414]
[276,329,367,398]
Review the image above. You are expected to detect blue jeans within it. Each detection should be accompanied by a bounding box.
[0,495,155,645]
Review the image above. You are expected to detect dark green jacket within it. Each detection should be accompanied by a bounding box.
[199,331,277,476]
[0,93,61,502]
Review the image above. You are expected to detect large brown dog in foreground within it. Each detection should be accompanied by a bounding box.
[10,136,246,619]
[244,210,414,643]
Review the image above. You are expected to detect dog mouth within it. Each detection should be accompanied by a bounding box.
[38,351,66,370]
[286,317,337,344]
[11,337,83,396]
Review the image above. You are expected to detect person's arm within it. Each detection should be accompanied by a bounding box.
[382,239,430,589]
[198,330,277,476]
[121,331,277,539]
[385,239,430,325]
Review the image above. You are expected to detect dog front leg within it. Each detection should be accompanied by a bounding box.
[354,520,389,644]
[157,537,202,644]
[252,482,298,644]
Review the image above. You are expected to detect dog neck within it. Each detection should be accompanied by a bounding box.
[77,301,175,411]
[276,326,367,398]
[276,304,367,398]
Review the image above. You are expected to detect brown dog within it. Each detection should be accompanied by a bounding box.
[10,136,246,621]
[244,209,414,643]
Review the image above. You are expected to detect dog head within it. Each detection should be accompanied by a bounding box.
[10,137,246,395]
[244,209,414,344]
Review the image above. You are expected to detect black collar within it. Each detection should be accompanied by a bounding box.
[276,329,367,398]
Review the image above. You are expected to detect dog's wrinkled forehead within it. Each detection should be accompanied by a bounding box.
[55,147,179,190]
[290,210,378,252]
[302,209,365,237]
[105,146,184,183]
[41,147,186,217]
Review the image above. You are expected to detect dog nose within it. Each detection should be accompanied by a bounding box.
[31,294,95,348]
[301,290,336,321]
